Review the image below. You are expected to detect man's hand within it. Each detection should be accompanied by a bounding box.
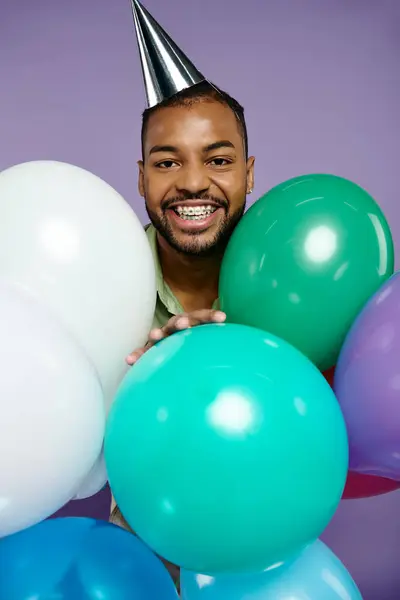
[126,309,226,365]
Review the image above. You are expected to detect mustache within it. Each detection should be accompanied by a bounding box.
[162,193,228,211]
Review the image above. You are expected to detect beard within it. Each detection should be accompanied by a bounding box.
[145,199,246,258]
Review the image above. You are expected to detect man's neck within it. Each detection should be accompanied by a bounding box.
[157,233,223,312]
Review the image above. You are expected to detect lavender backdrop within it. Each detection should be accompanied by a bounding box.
[1,0,399,598]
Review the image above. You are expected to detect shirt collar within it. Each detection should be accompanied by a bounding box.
[145,224,183,316]
[145,223,220,313]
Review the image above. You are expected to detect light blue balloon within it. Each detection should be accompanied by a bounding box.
[181,540,362,600]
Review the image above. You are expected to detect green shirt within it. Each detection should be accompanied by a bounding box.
[145,224,219,329]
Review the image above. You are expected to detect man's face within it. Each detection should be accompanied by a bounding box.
[138,100,255,256]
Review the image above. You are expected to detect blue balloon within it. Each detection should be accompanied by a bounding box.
[0,517,179,600]
[181,540,362,600]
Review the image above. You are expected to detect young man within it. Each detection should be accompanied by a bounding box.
[110,0,255,587]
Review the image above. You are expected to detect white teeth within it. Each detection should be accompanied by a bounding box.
[174,205,217,221]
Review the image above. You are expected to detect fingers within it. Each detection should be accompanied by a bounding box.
[160,314,191,336]
[187,309,226,325]
[125,310,226,365]
[125,345,148,365]
[125,328,167,365]
[160,309,226,336]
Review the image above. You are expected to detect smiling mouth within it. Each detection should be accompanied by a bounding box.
[172,205,218,221]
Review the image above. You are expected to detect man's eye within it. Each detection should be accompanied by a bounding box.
[209,158,231,166]
[156,160,177,169]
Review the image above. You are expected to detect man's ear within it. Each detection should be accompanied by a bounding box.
[246,156,255,195]
[137,160,145,197]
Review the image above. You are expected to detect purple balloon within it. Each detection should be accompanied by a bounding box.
[334,271,400,481]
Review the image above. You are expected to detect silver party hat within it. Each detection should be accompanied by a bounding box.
[130,0,206,108]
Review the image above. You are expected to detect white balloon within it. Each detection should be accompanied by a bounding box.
[0,161,156,414]
[73,453,107,500]
[0,283,105,537]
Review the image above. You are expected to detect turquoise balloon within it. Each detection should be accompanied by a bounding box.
[105,324,348,574]
[181,540,362,600]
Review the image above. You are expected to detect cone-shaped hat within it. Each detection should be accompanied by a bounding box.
[130,0,206,108]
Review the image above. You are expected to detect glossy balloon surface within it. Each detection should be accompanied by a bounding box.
[0,284,104,537]
[335,271,400,480]
[105,323,348,573]
[323,367,400,498]
[0,160,156,411]
[181,540,362,600]
[220,174,394,371]
[0,517,178,600]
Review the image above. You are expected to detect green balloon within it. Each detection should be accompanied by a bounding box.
[105,323,348,574]
[219,174,394,371]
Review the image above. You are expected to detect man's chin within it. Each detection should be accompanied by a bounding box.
[170,230,219,256]
[149,209,242,256]
[165,215,222,251]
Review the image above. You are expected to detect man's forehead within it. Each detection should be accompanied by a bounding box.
[144,101,241,149]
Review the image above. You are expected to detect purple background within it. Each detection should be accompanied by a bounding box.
[1,0,399,598]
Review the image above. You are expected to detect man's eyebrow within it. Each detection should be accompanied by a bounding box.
[149,144,179,155]
[148,140,236,155]
[203,140,235,152]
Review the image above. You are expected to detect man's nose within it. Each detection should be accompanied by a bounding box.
[175,163,210,196]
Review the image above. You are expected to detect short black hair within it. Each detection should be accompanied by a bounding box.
[140,81,248,160]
